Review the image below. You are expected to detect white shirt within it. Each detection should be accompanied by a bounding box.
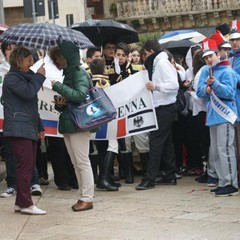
[152,52,179,107]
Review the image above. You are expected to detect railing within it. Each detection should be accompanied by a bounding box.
[116,0,240,19]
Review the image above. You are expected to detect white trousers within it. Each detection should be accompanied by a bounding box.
[107,139,119,153]
[125,132,149,153]
[63,131,94,202]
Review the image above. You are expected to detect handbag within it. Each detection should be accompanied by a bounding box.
[176,88,186,112]
[67,80,117,130]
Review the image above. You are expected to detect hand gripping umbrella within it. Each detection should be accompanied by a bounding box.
[0,22,94,50]
[71,19,139,46]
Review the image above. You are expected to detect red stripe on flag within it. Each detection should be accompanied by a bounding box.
[117,118,126,138]
[44,127,58,135]
[0,119,3,130]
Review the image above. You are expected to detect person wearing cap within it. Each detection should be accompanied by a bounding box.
[197,38,239,197]
[229,20,240,153]
[210,30,232,61]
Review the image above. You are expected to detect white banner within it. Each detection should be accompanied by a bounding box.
[0,70,158,139]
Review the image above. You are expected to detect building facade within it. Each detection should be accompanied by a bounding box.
[2,0,87,27]
[2,1,240,34]
[87,0,240,33]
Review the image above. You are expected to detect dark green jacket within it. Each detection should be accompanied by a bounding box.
[52,41,90,134]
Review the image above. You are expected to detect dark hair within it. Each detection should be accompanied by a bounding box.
[191,45,201,57]
[192,50,205,76]
[142,39,161,53]
[164,49,174,62]
[116,42,130,55]
[86,47,101,58]
[102,40,117,49]
[9,46,32,69]
[1,42,11,57]
[28,48,39,63]
[89,58,106,75]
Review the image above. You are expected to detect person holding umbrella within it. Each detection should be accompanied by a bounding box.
[50,41,94,211]
[0,42,44,198]
[2,46,46,214]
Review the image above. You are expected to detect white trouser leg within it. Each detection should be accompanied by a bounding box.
[63,132,94,202]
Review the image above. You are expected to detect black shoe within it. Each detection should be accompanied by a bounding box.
[70,183,79,189]
[111,175,120,181]
[58,184,71,191]
[109,180,121,188]
[155,177,177,185]
[210,187,223,194]
[215,185,238,197]
[135,179,155,190]
[195,173,208,183]
[96,179,118,191]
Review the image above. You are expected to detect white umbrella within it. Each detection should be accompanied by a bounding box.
[159,29,206,44]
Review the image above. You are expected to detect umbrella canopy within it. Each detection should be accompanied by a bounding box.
[0,24,9,34]
[0,22,94,50]
[159,29,206,44]
[71,19,139,46]
[160,39,195,56]
[161,39,195,49]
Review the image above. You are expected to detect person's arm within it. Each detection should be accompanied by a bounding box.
[153,60,179,92]
[211,69,237,100]
[196,66,211,98]
[52,68,90,104]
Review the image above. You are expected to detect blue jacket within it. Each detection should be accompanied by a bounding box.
[2,66,45,141]
[197,60,237,126]
[229,50,240,122]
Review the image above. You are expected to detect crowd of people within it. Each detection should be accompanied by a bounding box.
[1,19,240,215]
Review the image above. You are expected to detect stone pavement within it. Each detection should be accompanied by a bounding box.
[0,160,240,240]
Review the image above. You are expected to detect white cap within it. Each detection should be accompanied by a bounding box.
[202,50,215,58]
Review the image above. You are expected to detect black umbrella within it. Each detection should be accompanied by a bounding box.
[160,39,195,56]
[71,19,139,46]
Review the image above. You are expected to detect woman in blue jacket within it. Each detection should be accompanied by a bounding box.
[2,46,46,214]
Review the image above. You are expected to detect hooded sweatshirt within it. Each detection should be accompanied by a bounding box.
[52,41,91,134]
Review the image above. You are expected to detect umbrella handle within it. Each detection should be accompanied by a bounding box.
[41,50,46,91]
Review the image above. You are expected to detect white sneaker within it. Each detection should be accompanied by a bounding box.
[14,205,21,213]
[0,187,16,198]
[31,184,42,196]
[20,206,46,215]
